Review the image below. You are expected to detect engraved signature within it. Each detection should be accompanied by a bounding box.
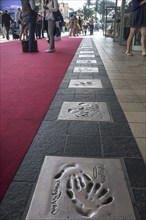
[51,180,61,215]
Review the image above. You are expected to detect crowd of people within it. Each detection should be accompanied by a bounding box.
[0,0,145,56]
[0,1,97,53]
[68,15,96,37]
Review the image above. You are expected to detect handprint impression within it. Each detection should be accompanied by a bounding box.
[66,172,114,218]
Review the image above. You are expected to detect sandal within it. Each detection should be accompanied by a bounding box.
[125,51,132,56]
[142,52,146,56]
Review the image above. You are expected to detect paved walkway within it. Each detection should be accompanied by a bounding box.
[0,32,146,220]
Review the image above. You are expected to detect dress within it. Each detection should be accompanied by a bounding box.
[130,0,146,27]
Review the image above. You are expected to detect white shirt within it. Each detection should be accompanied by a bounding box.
[45,0,59,20]
[29,0,36,10]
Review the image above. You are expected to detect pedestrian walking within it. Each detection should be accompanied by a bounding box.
[2,10,14,40]
[126,0,146,56]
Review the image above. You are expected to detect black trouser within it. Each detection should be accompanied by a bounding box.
[5,26,10,39]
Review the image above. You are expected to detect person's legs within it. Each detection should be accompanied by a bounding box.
[140,27,146,56]
[126,27,136,55]
[46,19,55,51]
[25,15,37,52]
[5,26,10,40]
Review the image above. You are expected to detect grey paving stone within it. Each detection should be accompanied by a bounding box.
[64,135,102,156]
[75,88,97,94]
[78,73,95,78]
[67,121,100,136]
[102,136,142,157]
[26,135,66,155]
[133,189,146,220]
[124,158,146,188]
[14,153,44,182]
[100,122,133,137]
[95,94,118,102]
[94,88,115,95]
[74,94,97,102]
[44,109,61,121]
[108,103,127,122]
[0,182,33,220]
[57,88,76,95]
[53,93,75,102]
[37,121,68,137]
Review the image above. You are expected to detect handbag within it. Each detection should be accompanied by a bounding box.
[52,0,64,24]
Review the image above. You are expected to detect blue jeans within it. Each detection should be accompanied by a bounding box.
[24,14,36,51]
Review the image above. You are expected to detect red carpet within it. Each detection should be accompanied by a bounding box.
[0,37,82,201]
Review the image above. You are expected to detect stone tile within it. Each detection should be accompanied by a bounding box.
[81,46,93,48]
[78,55,95,58]
[139,95,146,103]
[122,74,145,80]
[27,135,66,156]
[133,189,146,220]
[80,51,94,53]
[130,84,146,90]
[74,94,97,102]
[134,90,146,96]
[129,123,146,138]
[73,67,99,72]
[135,138,146,163]
[14,153,45,182]
[120,103,146,112]
[67,121,100,136]
[95,94,118,102]
[25,157,136,220]
[102,136,141,157]
[57,88,76,95]
[76,60,97,64]
[68,79,102,88]
[100,122,133,137]
[124,158,146,188]
[117,95,141,103]
[58,102,111,121]
[37,121,68,137]
[107,73,124,80]
[124,112,146,123]
[110,79,130,89]
[44,109,62,121]
[0,182,33,220]
[114,89,136,96]
[64,135,101,156]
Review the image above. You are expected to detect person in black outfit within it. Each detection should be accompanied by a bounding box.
[2,10,14,40]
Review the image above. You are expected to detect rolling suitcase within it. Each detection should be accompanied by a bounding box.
[21,40,38,52]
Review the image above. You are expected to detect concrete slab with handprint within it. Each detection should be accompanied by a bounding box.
[58,102,111,121]
[73,67,99,73]
[79,55,95,58]
[26,156,136,220]
[76,60,97,64]
[80,51,94,54]
[68,79,102,88]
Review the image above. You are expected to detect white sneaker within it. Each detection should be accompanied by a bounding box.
[44,48,55,53]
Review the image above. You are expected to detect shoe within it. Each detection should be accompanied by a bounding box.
[125,51,132,56]
[142,52,146,56]
[44,48,55,53]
